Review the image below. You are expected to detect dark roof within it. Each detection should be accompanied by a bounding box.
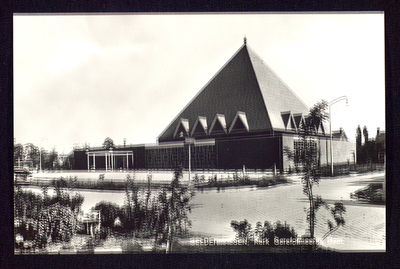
[158,42,310,142]
[332,128,348,141]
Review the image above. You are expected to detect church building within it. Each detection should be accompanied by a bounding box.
[72,39,355,172]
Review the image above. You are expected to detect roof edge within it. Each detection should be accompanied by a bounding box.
[244,44,274,132]
[247,45,310,112]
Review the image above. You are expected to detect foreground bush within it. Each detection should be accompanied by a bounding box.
[230,219,297,246]
[14,184,84,251]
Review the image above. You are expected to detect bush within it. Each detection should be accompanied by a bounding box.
[99,227,108,240]
[14,185,84,250]
[93,201,122,229]
[231,219,297,246]
[122,240,143,253]
[230,219,252,240]
[257,177,273,187]
[351,183,383,202]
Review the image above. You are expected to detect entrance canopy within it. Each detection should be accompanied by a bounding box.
[86,150,134,172]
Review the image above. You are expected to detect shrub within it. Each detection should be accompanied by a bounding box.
[14,185,84,249]
[351,183,383,202]
[231,219,297,246]
[230,219,252,240]
[93,201,122,229]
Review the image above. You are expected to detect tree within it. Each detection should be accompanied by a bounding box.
[284,100,346,249]
[356,125,362,149]
[362,125,369,145]
[363,126,370,162]
[40,148,50,170]
[356,125,362,163]
[44,147,59,170]
[14,143,24,165]
[143,174,153,234]
[14,179,84,249]
[38,203,78,243]
[102,137,115,150]
[154,188,169,249]
[285,100,328,238]
[24,143,40,168]
[93,201,122,229]
[165,166,193,253]
[123,173,142,235]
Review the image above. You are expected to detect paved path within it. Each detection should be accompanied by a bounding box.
[188,172,385,251]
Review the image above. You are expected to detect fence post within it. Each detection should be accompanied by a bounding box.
[273,163,276,177]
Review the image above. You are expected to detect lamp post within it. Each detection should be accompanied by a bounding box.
[185,137,195,188]
[329,96,348,176]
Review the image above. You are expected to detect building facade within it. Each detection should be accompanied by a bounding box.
[72,40,355,172]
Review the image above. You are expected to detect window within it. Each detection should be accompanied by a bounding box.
[293,139,317,162]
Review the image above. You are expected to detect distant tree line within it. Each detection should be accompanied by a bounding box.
[14,142,72,170]
[356,125,385,164]
[14,137,119,171]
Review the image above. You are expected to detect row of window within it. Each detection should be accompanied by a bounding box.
[281,111,326,134]
[173,112,249,138]
[146,145,216,169]
[293,140,317,157]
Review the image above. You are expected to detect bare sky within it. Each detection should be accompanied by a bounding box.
[14,13,385,153]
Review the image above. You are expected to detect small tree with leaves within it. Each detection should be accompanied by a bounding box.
[165,166,194,253]
[123,172,144,236]
[284,100,346,249]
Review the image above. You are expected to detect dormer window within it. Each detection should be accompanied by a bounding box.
[209,114,227,135]
[191,116,208,137]
[229,111,249,133]
[293,113,304,131]
[173,118,190,138]
[281,111,297,131]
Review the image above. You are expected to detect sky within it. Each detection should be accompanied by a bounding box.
[14,13,385,154]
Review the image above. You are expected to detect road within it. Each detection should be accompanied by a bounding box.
[188,172,385,252]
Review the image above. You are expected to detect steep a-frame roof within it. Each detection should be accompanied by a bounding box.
[158,40,309,142]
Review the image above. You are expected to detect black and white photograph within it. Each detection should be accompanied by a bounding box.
[13,13,385,254]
